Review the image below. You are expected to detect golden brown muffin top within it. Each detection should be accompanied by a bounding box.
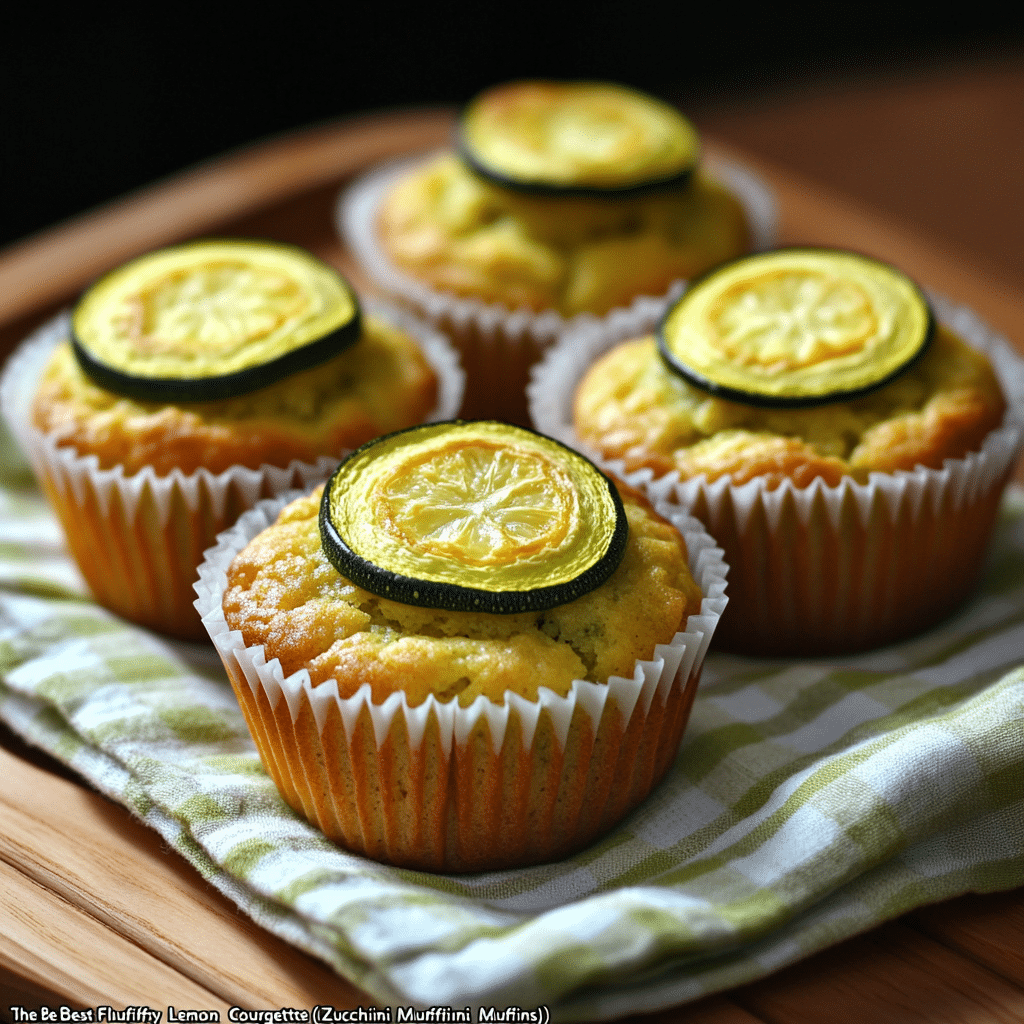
[31,315,438,476]
[376,153,749,317]
[573,324,1007,487]
[222,480,703,706]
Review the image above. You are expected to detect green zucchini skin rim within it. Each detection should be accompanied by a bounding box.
[454,119,697,200]
[71,310,361,403]
[655,247,937,410]
[69,242,363,404]
[318,420,630,615]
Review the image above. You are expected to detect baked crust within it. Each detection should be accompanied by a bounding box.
[573,324,1007,486]
[222,479,703,706]
[31,314,438,476]
[375,153,749,317]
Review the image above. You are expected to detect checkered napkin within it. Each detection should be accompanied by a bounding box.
[1,444,1022,1020]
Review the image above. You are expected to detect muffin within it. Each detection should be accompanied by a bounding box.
[195,421,728,872]
[531,248,1024,656]
[1,239,463,640]
[339,79,776,424]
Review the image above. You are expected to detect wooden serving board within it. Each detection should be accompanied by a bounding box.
[1,107,1022,1022]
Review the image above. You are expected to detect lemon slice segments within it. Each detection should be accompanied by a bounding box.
[657,248,935,408]
[71,239,361,402]
[457,80,700,197]
[319,421,629,614]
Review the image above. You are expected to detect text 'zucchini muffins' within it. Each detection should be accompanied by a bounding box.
[530,248,1024,656]
[196,421,728,872]
[339,79,776,424]
[1,239,463,640]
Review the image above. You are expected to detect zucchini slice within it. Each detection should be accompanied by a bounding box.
[71,239,361,402]
[319,420,628,613]
[657,248,935,408]
[457,80,700,198]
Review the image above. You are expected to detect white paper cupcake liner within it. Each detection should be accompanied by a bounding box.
[337,148,777,424]
[528,292,1024,655]
[0,302,465,639]
[194,487,728,871]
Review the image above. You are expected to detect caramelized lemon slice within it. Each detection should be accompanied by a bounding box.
[658,248,934,407]
[458,80,700,197]
[319,421,628,613]
[72,239,360,401]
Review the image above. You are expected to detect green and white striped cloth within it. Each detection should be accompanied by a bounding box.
[1,445,1022,1019]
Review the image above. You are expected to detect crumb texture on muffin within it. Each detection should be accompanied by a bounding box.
[31,315,438,475]
[574,325,1007,486]
[222,481,703,706]
[376,153,749,317]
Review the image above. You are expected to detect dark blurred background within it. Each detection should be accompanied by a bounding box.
[3,4,1022,266]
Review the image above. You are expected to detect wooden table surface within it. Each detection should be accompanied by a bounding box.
[1,67,1023,1022]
